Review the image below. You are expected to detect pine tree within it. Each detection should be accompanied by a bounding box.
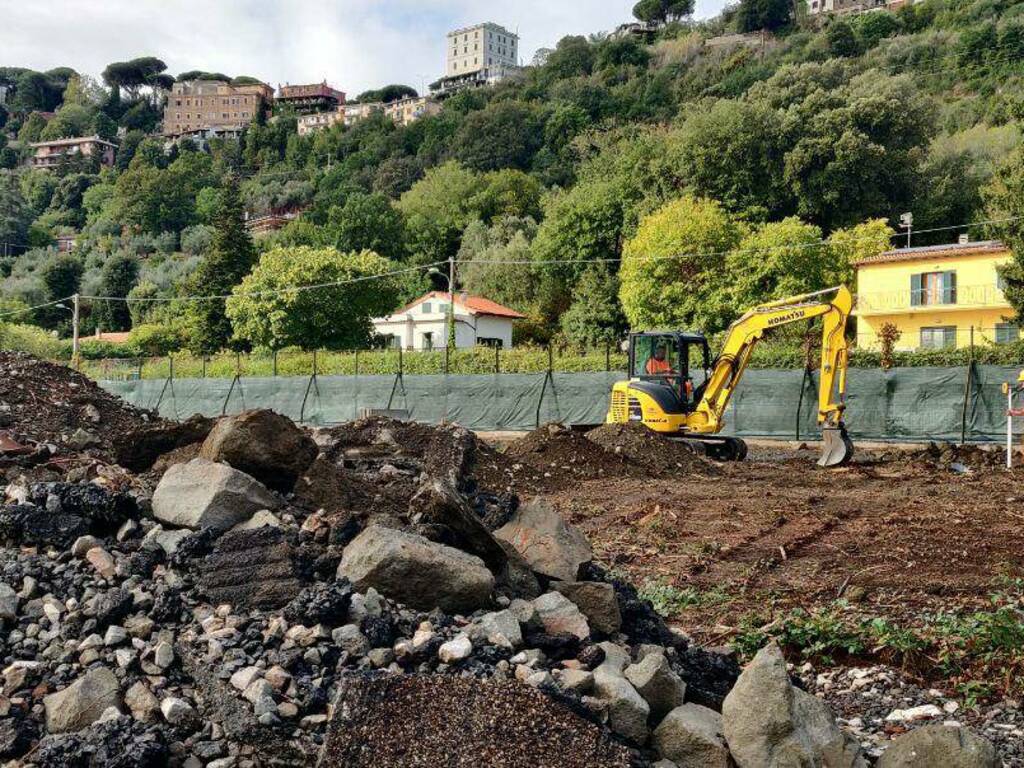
[182,176,255,354]
[93,253,139,332]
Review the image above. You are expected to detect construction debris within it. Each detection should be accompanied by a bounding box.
[0,354,1007,766]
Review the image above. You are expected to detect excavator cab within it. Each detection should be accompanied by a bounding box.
[628,332,712,416]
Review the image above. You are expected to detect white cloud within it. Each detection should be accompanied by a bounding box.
[0,0,727,94]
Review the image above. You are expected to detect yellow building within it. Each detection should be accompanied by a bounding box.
[855,240,1017,351]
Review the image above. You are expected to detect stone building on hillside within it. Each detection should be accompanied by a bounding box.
[163,79,274,139]
[28,136,117,171]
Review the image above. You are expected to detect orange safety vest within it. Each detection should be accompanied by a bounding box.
[646,357,672,375]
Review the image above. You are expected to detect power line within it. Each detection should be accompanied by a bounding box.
[0,296,72,320]
[81,261,445,304]
[453,213,1024,267]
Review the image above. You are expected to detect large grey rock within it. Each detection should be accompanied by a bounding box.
[533,591,590,640]
[554,581,622,635]
[479,609,523,649]
[200,409,317,492]
[625,653,686,722]
[152,458,280,531]
[0,582,16,621]
[654,704,731,768]
[594,666,650,744]
[722,644,866,768]
[877,725,997,768]
[44,667,121,733]
[494,498,592,582]
[338,525,494,613]
[410,479,540,599]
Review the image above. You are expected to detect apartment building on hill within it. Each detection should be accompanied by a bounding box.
[163,80,274,139]
[276,82,346,115]
[431,22,521,97]
[28,136,117,171]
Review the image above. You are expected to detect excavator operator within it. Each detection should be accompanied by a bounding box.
[645,344,676,376]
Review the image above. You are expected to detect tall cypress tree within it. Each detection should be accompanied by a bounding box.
[183,176,255,354]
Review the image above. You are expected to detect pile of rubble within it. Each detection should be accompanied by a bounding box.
[0,355,1005,766]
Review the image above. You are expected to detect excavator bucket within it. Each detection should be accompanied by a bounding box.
[818,424,854,467]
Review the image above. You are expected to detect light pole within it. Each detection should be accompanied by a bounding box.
[54,295,81,363]
[428,261,455,350]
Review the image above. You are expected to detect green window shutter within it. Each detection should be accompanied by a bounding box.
[910,274,922,306]
[943,271,957,304]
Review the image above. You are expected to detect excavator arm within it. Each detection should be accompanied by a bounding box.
[691,286,855,466]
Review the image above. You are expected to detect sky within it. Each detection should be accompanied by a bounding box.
[0,0,727,96]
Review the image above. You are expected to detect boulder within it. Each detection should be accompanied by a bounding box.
[0,582,16,621]
[152,458,280,532]
[479,609,523,649]
[553,581,622,635]
[124,681,159,723]
[877,725,997,768]
[625,653,686,722]
[654,704,731,768]
[593,667,650,744]
[338,525,494,614]
[494,498,592,582]
[200,409,317,491]
[722,644,866,768]
[410,479,540,598]
[44,667,121,734]
[533,592,590,640]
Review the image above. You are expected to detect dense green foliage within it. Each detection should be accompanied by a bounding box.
[4,0,1024,359]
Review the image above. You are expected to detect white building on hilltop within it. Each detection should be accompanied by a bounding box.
[432,22,522,98]
[372,291,525,350]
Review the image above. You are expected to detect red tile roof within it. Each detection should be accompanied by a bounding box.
[854,240,1008,266]
[393,291,526,319]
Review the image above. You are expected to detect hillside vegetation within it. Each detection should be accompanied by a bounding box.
[4,0,1024,358]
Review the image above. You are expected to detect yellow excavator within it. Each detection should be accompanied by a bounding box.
[607,286,855,467]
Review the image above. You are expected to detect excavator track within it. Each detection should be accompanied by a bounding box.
[666,435,748,462]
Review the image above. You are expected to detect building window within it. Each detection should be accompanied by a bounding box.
[996,323,1020,344]
[920,326,957,349]
[422,332,433,351]
[911,271,956,306]
[421,302,432,314]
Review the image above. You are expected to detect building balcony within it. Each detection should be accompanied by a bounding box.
[855,283,1010,316]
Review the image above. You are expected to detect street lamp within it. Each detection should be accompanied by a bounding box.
[54,296,80,361]
[428,266,454,350]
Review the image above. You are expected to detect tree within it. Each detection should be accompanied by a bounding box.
[459,217,539,315]
[181,177,256,353]
[226,247,399,350]
[356,85,417,104]
[372,156,424,199]
[619,196,742,333]
[984,147,1024,319]
[827,21,862,58]
[0,172,31,252]
[725,218,826,310]
[825,218,894,287]
[17,112,47,144]
[561,263,628,347]
[38,254,83,330]
[397,161,484,265]
[736,0,791,32]
[326,192,406,261]
[92,254,139,331]
[101,57,168,101]
[542,37,596,83]
[454,101,543,172]
[633,0,694,23]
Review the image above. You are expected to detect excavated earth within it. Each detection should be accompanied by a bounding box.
[2,352,1021,766]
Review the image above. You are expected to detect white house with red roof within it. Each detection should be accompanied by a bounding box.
[371,291,525,350]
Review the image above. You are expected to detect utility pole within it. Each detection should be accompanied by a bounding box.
[447,256,456,350]
[71,293,81,362]
[900,212,913,249]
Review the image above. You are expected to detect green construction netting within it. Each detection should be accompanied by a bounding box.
[100,365,1019,441]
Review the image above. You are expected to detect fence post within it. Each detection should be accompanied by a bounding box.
[398,345,403,377]
[495,345,500,374]
[354,349,359,377]
[444,343,449,375]
[961,326,975,445]
[272,350,278,377]
[202,356,207,379]
[168,355,174,382]
[136,358,142,381]
[313,349,318,377]
[548,344,554,373]
[605,341,610,372]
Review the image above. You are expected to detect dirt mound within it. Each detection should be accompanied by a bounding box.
[321,674,635,768]
[505,423,635,482]
[587,423,720,475]
[878,441,1008,472]
[0,352,157,458]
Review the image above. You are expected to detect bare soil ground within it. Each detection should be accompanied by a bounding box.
[551,443,1024,631]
